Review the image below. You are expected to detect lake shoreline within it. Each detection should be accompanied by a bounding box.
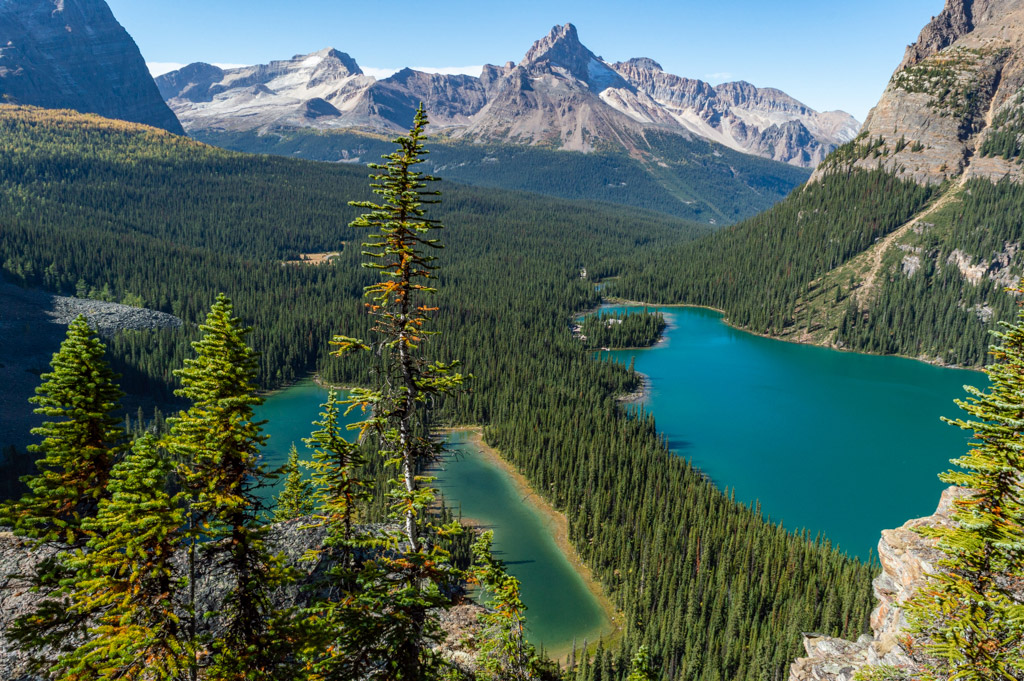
[616,371,649,403]
[600,297,984,374]
[442,427,623,659]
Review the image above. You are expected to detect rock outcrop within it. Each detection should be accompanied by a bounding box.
[0,520,485,679]
[0,0,183,134]
[787,488,968,681]
[159,24,857,166]
[814,0,1024,186]
[0,282,184,453]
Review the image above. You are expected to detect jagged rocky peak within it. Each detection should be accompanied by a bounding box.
[621,57,664,72]
[0,0,183,134]
[313,47,362,76]
[520,23,589,69]
[610,58,674,91]
[817,0,1024,186]
[519,22,628,91]
[899,0,1015,70]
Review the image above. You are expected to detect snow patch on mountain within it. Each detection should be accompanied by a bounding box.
[159,24,859,166]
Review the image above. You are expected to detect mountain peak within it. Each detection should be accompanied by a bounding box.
[897,0,1018,71]
[306,47,362,76]
[521,23,588,68]
[519,22,629,92]
[620,57,663,72]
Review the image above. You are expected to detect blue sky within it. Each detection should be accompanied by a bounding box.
[107,0,945,122]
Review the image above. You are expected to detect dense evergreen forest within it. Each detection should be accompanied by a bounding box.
[194,127,810,226]
[837,178,1024,366]
[579,309,666,349]
[0,105,876,680]
[607,167,937,335]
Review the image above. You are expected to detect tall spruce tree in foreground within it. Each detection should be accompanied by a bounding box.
[56,434,190,681]
[332,104,465,679]
[904,284,1024,680]
[3,316,126,673]
[166,294,292,680]
[2,315,124,545]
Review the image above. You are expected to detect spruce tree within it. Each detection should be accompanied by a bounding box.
[56,434,190,681]
[3,315,124,545]
[297,390,376,679]
[904,284,1024,680]
[274,443,316,521]
[166,294,291,680]
[626,646,654,681]
[332,104,465,678]
[3,317,126,674]
[471,530,541,680]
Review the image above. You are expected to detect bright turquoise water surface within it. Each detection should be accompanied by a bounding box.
[253,382,610,654]
[252,305,982,648]
[601,305,982,559]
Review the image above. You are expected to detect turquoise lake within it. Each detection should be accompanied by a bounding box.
[601,304,981,559]
[253,382,611,655]
[251,304,984,650]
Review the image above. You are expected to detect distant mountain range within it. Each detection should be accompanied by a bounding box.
[0,1,850,224]
[158,24,859,168]
[0,0,182,134]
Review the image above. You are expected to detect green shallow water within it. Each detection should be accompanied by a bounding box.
[600,305,983,559]
[252,381,609,654]
[435,432,611,653]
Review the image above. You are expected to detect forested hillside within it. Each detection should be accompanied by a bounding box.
[608,167,937,331]
[0,105,875,680]
[609,161,1024,368]
[608,0,1024,370]
[194,127,810,226]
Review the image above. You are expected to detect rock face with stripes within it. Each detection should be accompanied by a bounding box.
[812,0,1024,186]
[788,488,971,681]
[0,0,183,134]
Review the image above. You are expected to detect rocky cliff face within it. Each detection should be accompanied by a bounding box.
[787,488,970,681]
[0,0,183,134]
[814,0,1024,185]
[159,23,857,166]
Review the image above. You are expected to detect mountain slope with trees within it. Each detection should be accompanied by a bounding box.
[0,104,876,680]
[192,126,810,225]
